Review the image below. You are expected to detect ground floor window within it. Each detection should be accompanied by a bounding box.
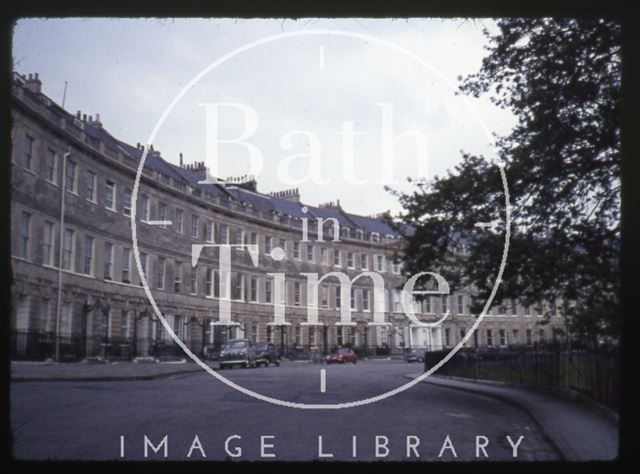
[100,308,110,339]
[173,315,185,340]
[153,319,164,342]
[203,318,213,344]
[308,326,316,348]
[40,298,53,332]
[120,310,130,339]
[251,322,258,342]
[15,295,31,331]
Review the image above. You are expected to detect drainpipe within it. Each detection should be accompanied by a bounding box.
[54,150,71,362]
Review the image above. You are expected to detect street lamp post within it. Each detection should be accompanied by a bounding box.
[280,325,286,357]
[54,150,71,362]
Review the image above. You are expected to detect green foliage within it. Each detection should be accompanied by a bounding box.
[391,19,621,344]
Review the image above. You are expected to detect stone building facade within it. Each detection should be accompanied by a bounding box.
[10,72,564,361]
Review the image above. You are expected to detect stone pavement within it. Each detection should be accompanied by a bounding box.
[11,355,403,381]
[405,373,619,461]
[11,360,207,381]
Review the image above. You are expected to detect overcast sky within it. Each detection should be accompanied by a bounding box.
[13,18,516,216]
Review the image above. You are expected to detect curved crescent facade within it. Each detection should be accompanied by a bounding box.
[10,71,562,362]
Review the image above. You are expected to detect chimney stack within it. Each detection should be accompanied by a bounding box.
[268,188,300,203]
[25,73,42,94]
[187,160,208,180]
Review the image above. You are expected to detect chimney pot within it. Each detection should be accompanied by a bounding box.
[25,73,42,94]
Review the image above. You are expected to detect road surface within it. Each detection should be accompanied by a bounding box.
[10,359,559,461]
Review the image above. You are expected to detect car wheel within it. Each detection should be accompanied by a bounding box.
[353,360,357,364]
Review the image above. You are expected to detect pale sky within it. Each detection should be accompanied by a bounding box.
[12,18,516,216]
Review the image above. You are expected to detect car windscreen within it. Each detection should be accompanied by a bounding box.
[224,341,248,349]
[255,343,268,350]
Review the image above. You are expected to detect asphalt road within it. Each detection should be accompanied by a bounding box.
[10,360,560,461]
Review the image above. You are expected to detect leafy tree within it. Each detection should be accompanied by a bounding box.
[390,18,621,346]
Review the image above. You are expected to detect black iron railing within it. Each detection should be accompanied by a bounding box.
[11,330,85,361]
[10,329,182,362]
[424,344,620,411]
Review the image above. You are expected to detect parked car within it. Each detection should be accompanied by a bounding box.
[203,345,220,361]
[326,347,358,364]
[218,339,256,369]
[403,347,426,363]
[255,342,280,367]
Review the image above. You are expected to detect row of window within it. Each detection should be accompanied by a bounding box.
[16,213,394,311]
[443,327,550,347]
[21,209,401,285]
[17,211,556,316]
[22,137,402,276]
[146,212,402,273]
[21,132,395,250]
[14,295,552,353]
[13,294,373,348]
[27,132,393,242]
[419,294,557,317]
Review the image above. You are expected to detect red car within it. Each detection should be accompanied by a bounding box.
[326,347,358,364]
[254,342,280,367]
